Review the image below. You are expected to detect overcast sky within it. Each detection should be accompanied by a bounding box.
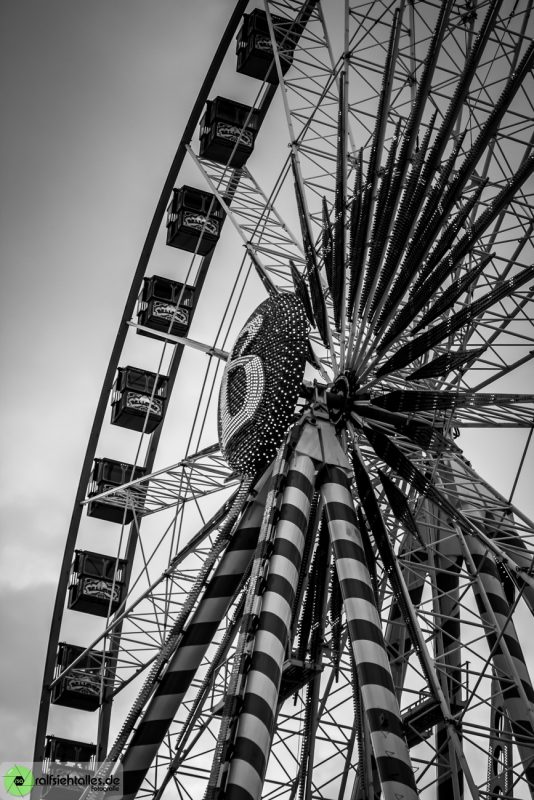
[0,0,236,761]
[1,0,533,776]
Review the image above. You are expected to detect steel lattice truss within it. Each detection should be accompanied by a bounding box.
[82,445,238,517]
[45,3,534,800]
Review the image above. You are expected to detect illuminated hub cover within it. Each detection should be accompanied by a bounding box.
[218,293,308,474]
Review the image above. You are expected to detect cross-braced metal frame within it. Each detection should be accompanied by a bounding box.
[35,2,534,800]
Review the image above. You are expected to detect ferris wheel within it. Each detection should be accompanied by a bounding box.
[33,2,534,800]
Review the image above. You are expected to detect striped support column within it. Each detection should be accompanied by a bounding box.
[466,535,534,791]
[223,453,316,800]
[319,464,419,800]
[120,500,266,800]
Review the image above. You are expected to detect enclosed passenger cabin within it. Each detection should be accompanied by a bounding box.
[166,185,224,255]
[87,458,146,524]
[43,736,96,799]
[45,736,97,766]
[236,9,294,82]
[68,550,126,617]
[51,643,107,711]
[199,97,261,168]
[137,276,195,340]
[111,366,168,433]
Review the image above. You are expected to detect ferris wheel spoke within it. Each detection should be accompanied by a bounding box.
[292,152,337,357]
[373,131,468,339]
[352,3,529,372]
[467,349,534,393]
[187,149,305,290]
[356,0,454,329]
[419,38,534,239]
[82,445,237,517]
[327,71,347,338]
[347,5,404,329]
[379,165,534,351]
[49,495,238,706]
[361,427,534,608]
[447,402,534,428]
[269,0,343,181]
[350,1,492,339]
[360,389,534,431]
[460,227,534,377]
[269,0,357,367]
[370,263,534,380]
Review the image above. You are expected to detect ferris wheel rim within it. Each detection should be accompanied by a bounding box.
[35,1,532,800]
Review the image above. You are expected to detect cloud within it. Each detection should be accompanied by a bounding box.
[0,585,53,762]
